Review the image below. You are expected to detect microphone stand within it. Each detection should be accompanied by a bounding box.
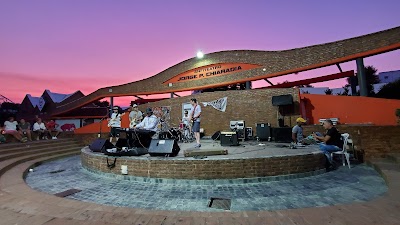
[98,112,109,138]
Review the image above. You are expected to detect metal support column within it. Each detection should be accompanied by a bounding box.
[245,81,251,89]
[110,97,114,114]
[170,92,174,98]
[356,58,368,96]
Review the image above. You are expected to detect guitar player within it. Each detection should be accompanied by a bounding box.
[189,98,201,148]
[129,104,143,128]
[108,106,124,143]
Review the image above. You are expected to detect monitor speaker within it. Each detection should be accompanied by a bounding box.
[149,139,180,157]
[272,94,293,106]
[89,138,115,152]
[272,127,293,143]
[220,131,239,146]
[256,123,271,141]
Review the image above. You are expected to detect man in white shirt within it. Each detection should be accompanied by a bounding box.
[129,104,143,128]
[189,98,202,148]
[33,118,50,140]
[135,108,159,132]
[4,117,27,142]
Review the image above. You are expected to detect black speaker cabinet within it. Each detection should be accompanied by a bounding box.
[272,94,293,106]
[256,123,271,141]
[272,127,293,143]
[220,131,239,146]
[149,139,180,157]
[89,138,115,152]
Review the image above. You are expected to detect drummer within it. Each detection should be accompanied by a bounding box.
[182,111,190,127]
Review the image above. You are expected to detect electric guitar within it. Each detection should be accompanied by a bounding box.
[129,118,140,129]
[108,113,125,127]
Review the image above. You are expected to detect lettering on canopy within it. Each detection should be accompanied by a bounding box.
[163,63,262,84]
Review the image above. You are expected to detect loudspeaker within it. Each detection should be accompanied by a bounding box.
[256,123,271,141]
[272,94,293,106]
[212,131,221,140]
[89,138,115,152]
[220,131,239,146]
[272,127,293,143]
[115,138,128,149]
[149,139,180,157]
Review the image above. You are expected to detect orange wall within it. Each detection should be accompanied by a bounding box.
[75,114,130,134]
[301,94,400,125]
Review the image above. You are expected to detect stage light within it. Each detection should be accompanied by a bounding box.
[196,51,204,59]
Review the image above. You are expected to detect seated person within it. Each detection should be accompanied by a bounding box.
[0,127,7,143]
[3,117,27,142]
[33,118,50,140]
[292,117,306,145]
[313,119,343,168]
[46,120,62,139]
[18,119,32,141]
[134,108,159,133]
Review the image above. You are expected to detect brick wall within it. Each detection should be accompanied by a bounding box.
[302,125,400,160]
[81,148,325,179]
[139,88,300,136]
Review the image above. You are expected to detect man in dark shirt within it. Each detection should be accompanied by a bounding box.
[313,119,343,167]
[18,119,32,141]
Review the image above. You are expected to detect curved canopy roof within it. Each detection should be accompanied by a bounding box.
[54,26,400,116]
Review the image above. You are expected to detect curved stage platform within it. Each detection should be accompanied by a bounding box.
[81,140,326,180]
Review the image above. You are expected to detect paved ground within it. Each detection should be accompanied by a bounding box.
[26,155,387,212]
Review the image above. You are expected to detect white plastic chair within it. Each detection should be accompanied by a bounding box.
[331,133,351,168]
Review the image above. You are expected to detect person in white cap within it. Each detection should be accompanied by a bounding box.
[108,106,124,143]
[129,104,143,129]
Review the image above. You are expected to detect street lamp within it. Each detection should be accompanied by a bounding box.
[196,51,204,59]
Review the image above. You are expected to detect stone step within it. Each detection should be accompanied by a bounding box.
[0,139,81,152]
[0,143,82,162]
[386,153,400,164]
[0,148,81,177]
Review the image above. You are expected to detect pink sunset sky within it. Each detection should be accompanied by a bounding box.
[1,0,399,106]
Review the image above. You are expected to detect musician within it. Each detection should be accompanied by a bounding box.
[134,108,158,133]
[189,98,201,148]
[182,110,190,137]
[129,104,143,128]
[108,106,122,143]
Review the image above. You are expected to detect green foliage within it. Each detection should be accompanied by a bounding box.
[347,65,380,96]
[396,109,400,117]
[376,79,400,100]
[324,88,332,95]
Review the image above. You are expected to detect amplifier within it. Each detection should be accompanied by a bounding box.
[220,131,239,146]
[272,127,293,143]
[256,123,271,141]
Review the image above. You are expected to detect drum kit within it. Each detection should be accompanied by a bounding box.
[163,122,194,143]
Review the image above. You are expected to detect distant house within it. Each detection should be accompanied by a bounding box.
[378,70,400,83]
[17,90,108,130]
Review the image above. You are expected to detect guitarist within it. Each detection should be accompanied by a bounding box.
[189,98,201,148]
[129,104,143,128]
[108,106,123,143]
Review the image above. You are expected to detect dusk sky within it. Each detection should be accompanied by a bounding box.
[1,0,399,106]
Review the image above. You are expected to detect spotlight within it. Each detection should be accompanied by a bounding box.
[196,51,204,59]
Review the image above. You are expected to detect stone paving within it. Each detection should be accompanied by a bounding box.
[25,155,387,212]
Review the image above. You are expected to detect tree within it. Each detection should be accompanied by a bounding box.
[93,100,109,107]
[337,84,350,96]
[376,79,400,100]
[324,88,333,95]
[347,65,380,96]
[297,84,314,88]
